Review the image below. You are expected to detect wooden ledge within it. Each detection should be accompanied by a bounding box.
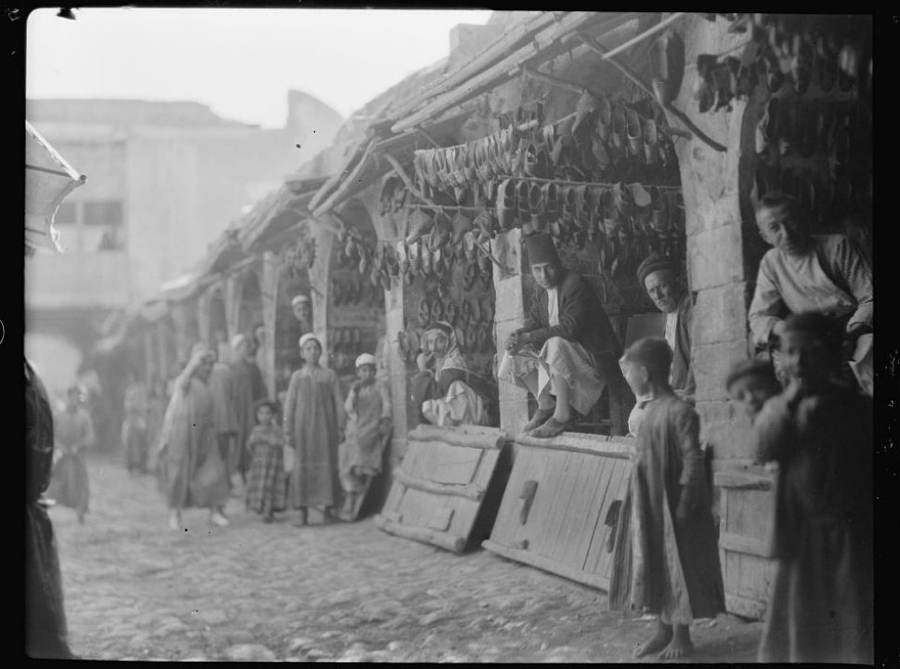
[375,514,467,554]
[514,431,635,459]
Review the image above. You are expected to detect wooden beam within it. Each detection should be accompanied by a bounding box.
[482,539,610,591]
[514,433,635,459]
[719,531,773,558]
[401,13,558,114]
[713,471,773,490]
[374,514,467,553]
[311,139,377,218]
[394,467,485,501]
[409,424,507,450]
[392,12,640,134]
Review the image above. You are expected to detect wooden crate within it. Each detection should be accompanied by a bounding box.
[714,466,777,620]
[483,433,635,591]
[375,424,511,553]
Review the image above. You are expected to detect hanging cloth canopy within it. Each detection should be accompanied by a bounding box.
[25,120,86,253]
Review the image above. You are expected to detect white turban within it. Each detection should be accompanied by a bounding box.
[299,332,320,349]
[355,353,376,368]
[291,295,310,307]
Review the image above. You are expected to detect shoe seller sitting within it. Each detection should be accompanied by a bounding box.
[498,232,632,438]
[636,253,696,403]
[411,321,490,427]
[748,192,873,395]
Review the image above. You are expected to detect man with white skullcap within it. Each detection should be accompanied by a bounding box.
[336,352,392,520]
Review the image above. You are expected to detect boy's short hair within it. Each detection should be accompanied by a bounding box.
[623,337,672,380]
[725,358,778,391]
[254,398,280,415]
[781,312,843,356]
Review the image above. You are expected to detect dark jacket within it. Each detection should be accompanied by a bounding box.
[520,270,621,358]
[671,292,695,398]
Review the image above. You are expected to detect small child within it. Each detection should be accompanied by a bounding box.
[245,399,287,523]
[609,338,724,660]
[337,353,392,520]
[725,358,781,423]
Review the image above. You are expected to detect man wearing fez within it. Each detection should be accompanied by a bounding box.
[501,233,631,438]
[636,253,695,400]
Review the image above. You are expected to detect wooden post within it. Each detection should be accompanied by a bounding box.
[261,250,279,398]
[491,228,530,436]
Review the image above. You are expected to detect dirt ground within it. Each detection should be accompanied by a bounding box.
[49,454,763,662]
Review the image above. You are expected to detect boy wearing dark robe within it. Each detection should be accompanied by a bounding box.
[609,337,724,660]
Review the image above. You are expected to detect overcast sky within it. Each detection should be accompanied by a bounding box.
[26,7,492,127]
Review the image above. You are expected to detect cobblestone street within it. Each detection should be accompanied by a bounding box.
[51,455,762,662]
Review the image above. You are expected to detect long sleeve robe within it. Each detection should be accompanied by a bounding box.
[609,395,724,623]
[283,366,345,508]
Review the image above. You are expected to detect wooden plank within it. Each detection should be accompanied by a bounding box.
[427,447,485,485]
[375,514,466,553]
[515,434,635,459]
[393,467,485,501]
[546,453,581,563]
[724,592,767,621]
[427,507,455,532]
[556,453,608,567]
[483,539,610,592]
[397,14,557,114]
[598,459,632,581]
[714,471,773,490]
[408,425,507,450]
[577,455,617,572]
[392,12,640,133]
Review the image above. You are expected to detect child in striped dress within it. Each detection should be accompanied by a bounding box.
[245,399,287,523]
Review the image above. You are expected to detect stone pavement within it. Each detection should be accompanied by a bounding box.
[49,455,762,662]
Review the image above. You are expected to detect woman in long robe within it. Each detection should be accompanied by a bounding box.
[26,360,73,658]
[754,313,872,663]
[48,386,94,524]
[157,346,230,530]
[283,333,345,525]
[337,354,392,518]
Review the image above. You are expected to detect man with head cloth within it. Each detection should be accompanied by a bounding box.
[500,233,631,438]
[636,253,695,400]
[228,333,266,484]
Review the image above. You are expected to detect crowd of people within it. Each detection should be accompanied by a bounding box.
[29,191,872,662]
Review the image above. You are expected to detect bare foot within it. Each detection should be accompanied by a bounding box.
[633,625,672,658]
[658,626,693,660]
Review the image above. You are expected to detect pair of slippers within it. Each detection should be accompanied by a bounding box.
[521,408,574,439]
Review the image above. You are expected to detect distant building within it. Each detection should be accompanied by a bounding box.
[25,92,342,396]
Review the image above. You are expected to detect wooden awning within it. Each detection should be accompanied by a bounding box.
[310,111,469,218]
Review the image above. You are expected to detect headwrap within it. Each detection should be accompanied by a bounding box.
[298,332,320,349]
[355,353,377,368]
[423,321,468,376]
[524,233,560,267]
[190,342,215,361]
[254,398,280,415]
[725,358,778,390]
[230,333,247,349]
[636,253,678,286]
[781,312,843,354]
[291,294,310,307]
[622,337,672,378]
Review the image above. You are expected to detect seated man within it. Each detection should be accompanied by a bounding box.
[748,192,873,395]
[411,322,489,427]
[500,233,631,438]
[636,254,695,401]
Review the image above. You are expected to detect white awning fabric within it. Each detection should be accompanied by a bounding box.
[25,120,86,253]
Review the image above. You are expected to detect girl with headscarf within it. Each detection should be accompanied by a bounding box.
[337,353,392,520]
[412,321,488,427]
[283,333,345,526]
